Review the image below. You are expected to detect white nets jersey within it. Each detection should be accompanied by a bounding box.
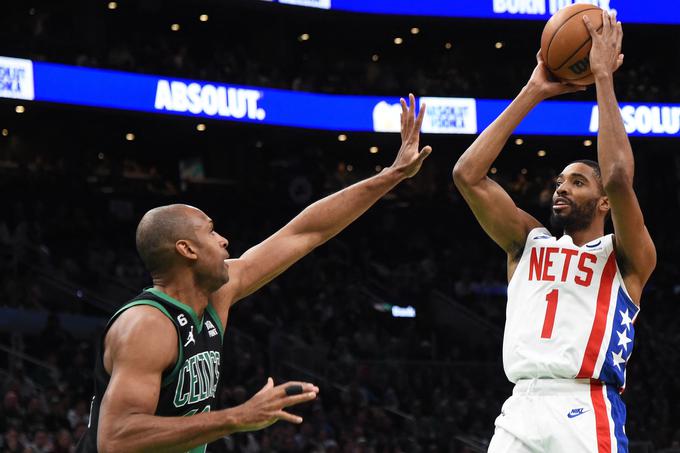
[504,228,639,389]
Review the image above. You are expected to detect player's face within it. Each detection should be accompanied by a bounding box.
[186,208,230,289]
[550,163,605,233]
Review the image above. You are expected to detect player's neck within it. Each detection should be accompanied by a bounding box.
[562,224,604,247]
[152,272,211,317]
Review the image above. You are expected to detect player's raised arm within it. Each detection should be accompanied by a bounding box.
[97,307,318,453]
[212,94,432,308]
[452,52,585,261]
[584,11,656,301]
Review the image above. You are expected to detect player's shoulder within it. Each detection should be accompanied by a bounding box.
[105,305,178,367]
[508,226,554,264]
[527,226,553,240]
[116,303,176,328]
[517,226,552,248]
[108,305,177,347]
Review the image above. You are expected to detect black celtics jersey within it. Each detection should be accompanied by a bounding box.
[76,288,224,453]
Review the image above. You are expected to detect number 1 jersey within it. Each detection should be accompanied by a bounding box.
[503,228,639,389]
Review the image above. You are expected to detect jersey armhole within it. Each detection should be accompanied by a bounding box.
[609,234,628,274]
[106,300,184,388]
[527,226,552,238]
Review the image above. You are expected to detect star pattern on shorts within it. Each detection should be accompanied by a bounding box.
[612,349,626,370]
[619,309,633,330]
[616,329,632,351]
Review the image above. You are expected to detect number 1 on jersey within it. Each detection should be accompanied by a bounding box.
[541,289,559,339]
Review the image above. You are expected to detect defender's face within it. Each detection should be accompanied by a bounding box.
[551,163,605,232]
[185,208,230,287]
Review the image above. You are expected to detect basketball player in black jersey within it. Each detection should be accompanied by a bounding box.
[76,95,432,453]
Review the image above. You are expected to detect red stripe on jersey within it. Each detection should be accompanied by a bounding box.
[590,381,612,453]
[577,252,617,378]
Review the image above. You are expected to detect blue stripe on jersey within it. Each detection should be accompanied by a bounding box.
[598,287,639,388]
[606,385,629,452]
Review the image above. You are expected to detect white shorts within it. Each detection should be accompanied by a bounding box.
[487,379,628,453]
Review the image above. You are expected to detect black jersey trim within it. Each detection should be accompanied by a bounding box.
[146,288,204,334]
[205,304,225,341]
[108,299,185,388]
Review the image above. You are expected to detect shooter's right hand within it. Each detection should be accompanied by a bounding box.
[527,50,587,100]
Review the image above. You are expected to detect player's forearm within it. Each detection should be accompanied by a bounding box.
[285,166,405,241]
[453,84,541,185]
[100,407,246,453]
[594,73,635,190]
[228,165,408,304]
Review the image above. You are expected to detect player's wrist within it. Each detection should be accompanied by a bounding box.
[520,82,547,103]
[220,405,247,434]
[593,70,614,83]
[383,165,409,183]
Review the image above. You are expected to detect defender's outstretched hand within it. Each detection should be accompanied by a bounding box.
[584,10,624,78]
[390,93,432,179]
[230,378,319,432]
[527,50,587,100]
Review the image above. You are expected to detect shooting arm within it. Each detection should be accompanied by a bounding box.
[452,84,544,256]
[586,12,656,302]
[594,74,655,298]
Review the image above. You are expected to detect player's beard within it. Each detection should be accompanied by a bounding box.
[550,198,599,234]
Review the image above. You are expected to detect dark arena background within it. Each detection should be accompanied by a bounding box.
[1,0,680,451]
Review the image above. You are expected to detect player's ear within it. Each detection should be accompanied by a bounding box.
[599,195,610,215]
[176,240,199,261]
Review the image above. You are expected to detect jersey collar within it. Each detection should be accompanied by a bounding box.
[146,287,204,331]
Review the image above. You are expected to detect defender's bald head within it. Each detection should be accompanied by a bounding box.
[135,204,206,275]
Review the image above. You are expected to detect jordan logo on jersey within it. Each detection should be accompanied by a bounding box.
[528,246,597,287]
[184,326,196,347]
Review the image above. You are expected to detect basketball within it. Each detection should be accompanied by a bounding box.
[540,4,604,85]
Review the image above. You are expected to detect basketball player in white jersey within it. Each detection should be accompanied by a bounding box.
[452,11,655,452]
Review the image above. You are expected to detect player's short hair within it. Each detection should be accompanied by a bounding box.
[135,205,197,275]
